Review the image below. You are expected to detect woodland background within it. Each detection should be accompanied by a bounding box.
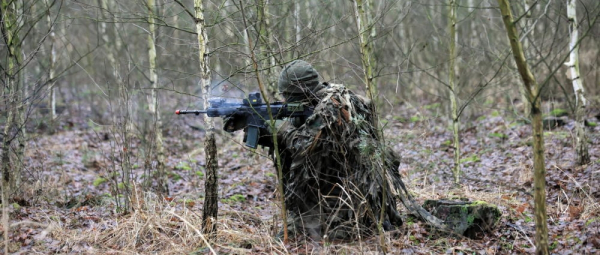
[1,0,600,254]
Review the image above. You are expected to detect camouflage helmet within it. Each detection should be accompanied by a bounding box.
[278,60,320,95]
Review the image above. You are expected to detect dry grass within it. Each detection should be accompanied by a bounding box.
[40,187,466,254]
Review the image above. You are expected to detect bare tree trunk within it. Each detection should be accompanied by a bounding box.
[448,0,461,184]
[565,0,590,165]
[194,0,219,239]
[294,2,300,46]
[352,0,377,100]
[239,1,289,242]
[147,0,168,194]
[352,0,387,249]
[1,0,24,252]
[257,0,276,99]
[45,0,57,121]
[497,1,549,254]
[517,0,534,117]
[15,1,26,193]
[99,0,131,211]
[1,0,24,197]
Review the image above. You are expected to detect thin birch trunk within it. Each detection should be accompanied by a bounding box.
[100,0,131,210]
[147,0,167,194]
[352,0,377,100]
[468,0,477,47]
[194,0,219,239]
[239,0,289,242]
[45,0,57,120]
[257,0,276,99]
[518,0,534,117]
[352,0,386,249]
[565,0,590,165]
[15,0,26,192]
[448,0,461,184]
[497,1,549,253]
[295,2,300,46]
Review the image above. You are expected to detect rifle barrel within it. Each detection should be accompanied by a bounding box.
[175,110,207,115]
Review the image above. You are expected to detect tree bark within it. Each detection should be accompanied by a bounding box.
[352,0,377,101]
[45,0,57,121]
[147,0,168,196]
[565,0,590,165]
[256,0,277,100]
[497,1,549,254]
[1,0,24,253]
[517,0,534,118]
[99,0,132,211]
[1,0,24,196]
[194,0,219,239]
[239,0,289,242]
[352,0,387,249]
[448,0,461,184]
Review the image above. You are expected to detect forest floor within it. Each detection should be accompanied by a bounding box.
[4,104,600,254]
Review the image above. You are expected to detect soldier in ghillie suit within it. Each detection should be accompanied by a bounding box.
[269,60,410,240]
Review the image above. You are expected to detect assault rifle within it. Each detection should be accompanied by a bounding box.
[176,92,313,149]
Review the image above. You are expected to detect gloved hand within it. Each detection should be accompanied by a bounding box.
[276,119,293,137]
[255,120,293,151]
[223,114,246,133]
[256,127,274,149]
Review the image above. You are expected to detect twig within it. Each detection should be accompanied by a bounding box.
[554,164,595,201]
[167,209,216,254]
[507,222,536,249]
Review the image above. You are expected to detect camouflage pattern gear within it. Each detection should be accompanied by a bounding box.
[276,83,405,240]
[278,60,323,103]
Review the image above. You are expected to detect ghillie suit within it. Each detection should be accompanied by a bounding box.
[277,83,406,239]
[273,60,448,240]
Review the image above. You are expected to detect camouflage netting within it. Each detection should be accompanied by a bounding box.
[277,83,406,239]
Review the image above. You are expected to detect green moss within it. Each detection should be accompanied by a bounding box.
[460,154,481,163]
[93,177,108,187]
[424,102,441,110]
[169,172,182,181]
[410,115,422,122]
[549,108,568,117]
[409,235,419,244]
[549,240,558,250]
[393,116,406,122]
[488,132,508,139]
[467,214,475,224]
[585,217,597,226]
[472,200,491,206]
[222,194,246,203]
[175,161,192,171]
[423,200,501,238]
[544,131,570,140]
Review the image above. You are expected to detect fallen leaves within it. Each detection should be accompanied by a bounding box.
[7,105,599,254]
